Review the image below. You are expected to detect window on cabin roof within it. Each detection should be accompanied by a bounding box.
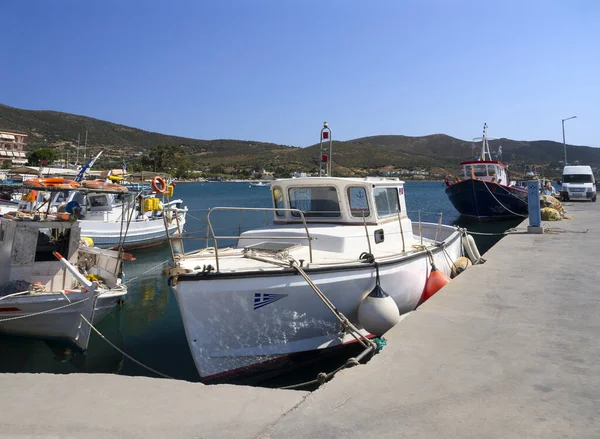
[347,186,370,218]
[374,187,400,218]
[289,186,341,218]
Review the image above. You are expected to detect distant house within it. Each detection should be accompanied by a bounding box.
[0,130,28,165]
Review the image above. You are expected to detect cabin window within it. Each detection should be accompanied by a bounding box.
[289,186,341,218]
[272,186,285,217]
[347,186,370,218]
[373,187,400,217]
[464,165,487,177]
[89,195,108,207]
[34,228,71,262]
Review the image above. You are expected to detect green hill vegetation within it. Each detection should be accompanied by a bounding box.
[2,103,599,178]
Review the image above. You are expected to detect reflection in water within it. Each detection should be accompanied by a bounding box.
[123,278,170,336]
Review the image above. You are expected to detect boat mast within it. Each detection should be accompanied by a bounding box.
[480,123,492,161]
[319,122,332,177]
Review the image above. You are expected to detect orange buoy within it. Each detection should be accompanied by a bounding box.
[419,262,451,306]
[152,176,167,194]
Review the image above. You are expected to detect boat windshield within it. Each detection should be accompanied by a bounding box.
[373,187,400,217]
[289,186,341,217]
[464,164,488,177]
[563,174,593,183]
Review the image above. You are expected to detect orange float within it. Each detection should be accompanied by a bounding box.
[418,261,451,306]
[24,177,79,188]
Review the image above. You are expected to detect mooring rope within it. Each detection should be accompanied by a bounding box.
[481,181,528,218]
[79,314,173,379]
[0,296,92,323]
[124,259,170,285]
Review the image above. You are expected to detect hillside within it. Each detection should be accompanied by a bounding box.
[0,104,299,164]
[2,103,599,176]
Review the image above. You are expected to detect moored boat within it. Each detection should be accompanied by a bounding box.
[164,124,464,383]
[444,124,528,220]
[7,176,188,250]
[0,212,127,349]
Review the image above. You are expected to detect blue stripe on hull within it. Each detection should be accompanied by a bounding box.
[445,179,529,220]
[83,227,181,249]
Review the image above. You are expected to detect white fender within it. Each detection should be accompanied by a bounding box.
[462,233,481,264]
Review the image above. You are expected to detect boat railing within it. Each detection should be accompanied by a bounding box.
[205,206,313,272]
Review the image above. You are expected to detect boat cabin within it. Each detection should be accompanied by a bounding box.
[0,217,81,295]
[461,161,509,186]
[270,177,408,225]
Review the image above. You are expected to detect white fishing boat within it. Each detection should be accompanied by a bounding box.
[164,124,464,383]
[11,176,188,250]
[0,212,127,349]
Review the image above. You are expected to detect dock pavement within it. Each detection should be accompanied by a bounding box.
[0,201,598,438]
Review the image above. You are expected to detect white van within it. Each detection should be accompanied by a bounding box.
[560,165,596,202]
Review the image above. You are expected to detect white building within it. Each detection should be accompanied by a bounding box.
[0,131,28,165]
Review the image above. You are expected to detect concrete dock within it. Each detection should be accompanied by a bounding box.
[1,201,599,438]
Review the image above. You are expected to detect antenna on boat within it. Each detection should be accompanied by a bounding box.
[319,122,332,177]
[481,123,492,161]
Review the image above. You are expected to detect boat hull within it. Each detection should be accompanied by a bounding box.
[80,217,186,250]
[93,289,127,324]
[172,229,462,381]
[0,292,98,350]
[445,179,528,220]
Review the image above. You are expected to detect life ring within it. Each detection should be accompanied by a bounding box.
[152,176,167,194]
[104,183,128,193]
[56,180,81,189]
[43,177,65,185]
[24,177,78,188]
[81,179,106,189]
[24,178,45,188]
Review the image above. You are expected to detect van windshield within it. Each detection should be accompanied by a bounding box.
[563,174,593,183]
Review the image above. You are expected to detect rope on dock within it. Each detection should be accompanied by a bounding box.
[280,337,388,390]
[79,314,174,379]
[0,297,92,323]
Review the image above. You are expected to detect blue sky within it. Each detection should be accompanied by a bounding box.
[1,0,598,147]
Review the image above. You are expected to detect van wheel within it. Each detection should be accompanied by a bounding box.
[593,195,597,202]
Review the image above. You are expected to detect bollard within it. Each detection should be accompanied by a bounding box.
[526,180,544,234]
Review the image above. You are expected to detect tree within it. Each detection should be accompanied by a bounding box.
[27,148,57,165]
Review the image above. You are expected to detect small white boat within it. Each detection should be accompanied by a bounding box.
[249,181,271,188]
[0,213,127,349]
[164,125,463,383]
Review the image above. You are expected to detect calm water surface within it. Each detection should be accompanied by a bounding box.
[0,181,522,383]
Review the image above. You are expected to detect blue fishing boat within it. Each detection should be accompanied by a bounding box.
[444,124,528,221]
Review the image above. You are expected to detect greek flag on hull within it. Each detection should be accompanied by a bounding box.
[253,293,288,310]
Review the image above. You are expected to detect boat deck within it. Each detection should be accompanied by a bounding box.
[1,201,599,438]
